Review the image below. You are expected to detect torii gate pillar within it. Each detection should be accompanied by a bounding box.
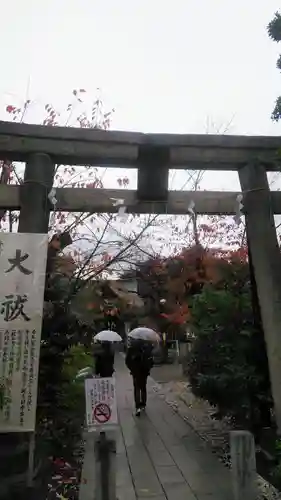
[239,162,281,434]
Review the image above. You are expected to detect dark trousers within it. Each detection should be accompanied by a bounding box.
[133,374,148,409]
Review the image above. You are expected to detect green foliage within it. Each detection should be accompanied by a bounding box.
[271,96,281,122]
[56,346,93,445]
[268,12,281,42]
[36,262,95,457]
[62,344,94,381]
[186,262,272,429]
[38,344,94,455]
[268,11,281,121]
[272,439,281,483]
[58,345,94,425]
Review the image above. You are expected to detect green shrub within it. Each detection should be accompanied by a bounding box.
[62,344,94,381]
[187,281,272,428]
[38,344,94,455]
[59,344,94,413]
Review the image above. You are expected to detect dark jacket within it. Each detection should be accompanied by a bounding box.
[125,344,154,378]
[94,343,115,377]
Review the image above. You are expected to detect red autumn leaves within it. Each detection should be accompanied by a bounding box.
[145,244,248,326]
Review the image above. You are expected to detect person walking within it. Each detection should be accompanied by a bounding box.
[125,341,154,416]
[94,341,115,377]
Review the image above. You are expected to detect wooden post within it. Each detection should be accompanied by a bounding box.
[239,162,281,434]
[19,153,55,486]
[95,432,116,500]
[79,432,96,500]
[26,432,36,488]
[230,430,257,500]
[21,153,55,488]
[0,152,55,497]
[79,431,116,500]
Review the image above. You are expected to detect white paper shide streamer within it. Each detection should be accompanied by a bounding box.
[110,198,128,218]
[188,200,195,216]
[48,188,58,226]
[234,194,244,225]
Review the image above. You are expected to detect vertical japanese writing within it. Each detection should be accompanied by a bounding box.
[3,330,17,422]
[8,330,16,378]
[2,330,10,377]
[2,330,9,378]
[0,294,30,322]
[105,379,109,402]
[0,329,5,411]
[110,381,114,400]
[100,379,105,402]
[3,380,12,422]
[27,330,36,412]
[89,387,94,423]
[0,330,11,420]
[22,330,29,387]
[16,330,22,372]
[5,250,32,275]
[20,330,29,426]
[93,381,98,407]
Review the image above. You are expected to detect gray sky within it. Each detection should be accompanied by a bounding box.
[1,0,281,193]
[1,0,281,259]
[0,0,280,132]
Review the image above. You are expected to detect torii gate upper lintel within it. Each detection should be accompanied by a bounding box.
[0,119,281,215]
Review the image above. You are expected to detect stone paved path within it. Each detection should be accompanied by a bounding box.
[115,355,232,500]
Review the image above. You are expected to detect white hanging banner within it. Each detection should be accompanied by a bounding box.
[0,233,48,432]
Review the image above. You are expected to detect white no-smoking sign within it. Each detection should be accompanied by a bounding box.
[85,377,118,429]
[94,402,111,423]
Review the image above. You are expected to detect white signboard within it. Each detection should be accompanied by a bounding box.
[0,233,48,432]
[85,377,118,430]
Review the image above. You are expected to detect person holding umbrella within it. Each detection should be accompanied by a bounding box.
[93,330,122,378]
[125,328,158,416]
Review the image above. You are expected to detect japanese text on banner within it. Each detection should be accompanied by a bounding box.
[0,233,48,432]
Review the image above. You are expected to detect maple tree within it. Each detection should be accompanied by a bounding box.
[1,89,163,287]
[131,226,247,336]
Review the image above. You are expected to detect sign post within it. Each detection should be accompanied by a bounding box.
[79,377,117,500]
[0,233,48,494]
[0,233,48,492]
[0,233,48,432]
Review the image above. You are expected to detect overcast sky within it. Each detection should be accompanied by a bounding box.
[1,0,281,197]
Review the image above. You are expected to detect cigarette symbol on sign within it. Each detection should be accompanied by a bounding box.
[93,403,111,423]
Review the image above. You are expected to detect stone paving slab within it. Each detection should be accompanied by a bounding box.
[115,355,233,500]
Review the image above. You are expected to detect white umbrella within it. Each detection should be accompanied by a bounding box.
[128,327,160,343]
[94,330,122,343]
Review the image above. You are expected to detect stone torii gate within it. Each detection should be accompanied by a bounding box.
[1,120,281,432]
